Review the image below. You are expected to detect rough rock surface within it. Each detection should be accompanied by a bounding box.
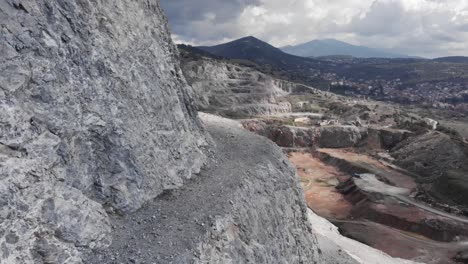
[392,132,468,207]
[0,0,206,262]
[84,113,323,264]
[368,127,412,149]
[317,126,366,148]
[181,55,320,117]
[242,120,316,148]
[243,120,410,149]
[0,1,427,264]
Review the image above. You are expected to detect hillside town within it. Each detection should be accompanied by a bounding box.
[322,72,468,113]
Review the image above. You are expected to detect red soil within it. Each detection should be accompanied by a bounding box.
[288,152,352,219]
[287,149,468,264]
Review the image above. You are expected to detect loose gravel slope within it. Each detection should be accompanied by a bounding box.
[84,113,322,263]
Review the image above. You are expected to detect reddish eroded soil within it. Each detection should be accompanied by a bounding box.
[287,149,468,263]
[288,152,352,219]
[246,114,468,262]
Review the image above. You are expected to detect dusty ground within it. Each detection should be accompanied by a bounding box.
[288,152,352,219]
[83,114,324,264]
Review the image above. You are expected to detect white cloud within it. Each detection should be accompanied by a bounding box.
[161,0,468,57]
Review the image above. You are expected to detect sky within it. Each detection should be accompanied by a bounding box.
[160,0,468,58]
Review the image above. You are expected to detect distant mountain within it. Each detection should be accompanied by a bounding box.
[433,56,468,63]
[281,39,409,58]
[177,44,224,60]
[197,36,318,69]
[196,36,340,90]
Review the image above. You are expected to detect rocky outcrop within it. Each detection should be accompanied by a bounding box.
[423,118,439,130]
[180,55,321,117]
[2,1,435,264]
[318,126,366,148]
[364,127,412,149]
[242,120,316,148]
[243,120,410,149]
[0,0,207,262]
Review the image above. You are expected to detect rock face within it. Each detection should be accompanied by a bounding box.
[242,120,316,148]
[180,54,319,117]
[2,1,421,263]
[0,0,206,262]
[243,120,410,149]
[317,125,366,148]
[368,128,412,149]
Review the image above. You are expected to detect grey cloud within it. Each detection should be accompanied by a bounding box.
[432,33,460,43]
[347,1,408,37]
[160,0,260,43]
[457,23,468,32]
[161,0,468,57]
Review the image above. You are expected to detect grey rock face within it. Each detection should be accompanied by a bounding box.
[0,0,206,262]
[243,119,413,150]
[317,126,410,149]
[243,121,365,149]
[242,120,315,148]
[370,127,412,149]
[181,57,316,117]
[318,126,366,148]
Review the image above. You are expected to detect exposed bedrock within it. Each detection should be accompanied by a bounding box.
[366,127,412,149]
[181,56,323,117]
[318,126,367,148]
[242,120,411,149]
[0,1,343,263]
[0,0,207,262]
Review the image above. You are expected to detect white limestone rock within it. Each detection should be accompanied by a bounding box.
[0,0,207,262]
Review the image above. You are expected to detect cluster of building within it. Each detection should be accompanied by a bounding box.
[320,73,468,113]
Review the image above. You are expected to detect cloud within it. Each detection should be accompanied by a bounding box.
[343,0,468,57]
[160,0,468,57]
[346,1,408,36]
[160,0,261,44]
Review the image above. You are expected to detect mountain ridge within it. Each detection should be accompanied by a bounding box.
[197,36,318,68]
[281,38,411,58]
[433,56,468,63]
